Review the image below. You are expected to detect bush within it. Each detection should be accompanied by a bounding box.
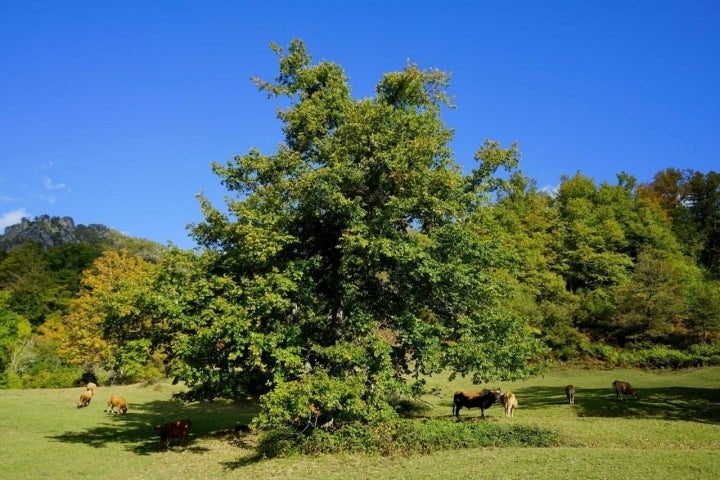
[22,368,82,389]
[612,344,720,369]
[256,418,559,457]
[687,343,720,365]
[568,341,720,369]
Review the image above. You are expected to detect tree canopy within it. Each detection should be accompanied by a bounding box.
[172,39,546,427]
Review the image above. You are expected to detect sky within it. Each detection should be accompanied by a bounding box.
[2,1,719,250]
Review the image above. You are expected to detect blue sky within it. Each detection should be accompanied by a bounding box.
[2,1,718,250]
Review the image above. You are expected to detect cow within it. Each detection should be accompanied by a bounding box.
[500,391,518,418]
[106,395,128,414]
[452,388,502,418]
[155,419,191,448]
[565,384,575,404]
[613,380,638,400]
[77,390,93,408]
[86,382,98,395]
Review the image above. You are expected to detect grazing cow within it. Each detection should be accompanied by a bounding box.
[452,388,502,418]
[77,390,93,408]
[155,419,191,448]
[106,395,128,414]
[500,391,518,418]
[565,384,575,404]
[613,380,638,400]
[86,382,98,395]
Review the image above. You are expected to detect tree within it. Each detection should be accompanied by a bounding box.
[0,242,53,325]
[645,168,720,277]
[46,250,161,381]
[686,277,720,344]
[0,291,33,387]
[491,173,583,359]
[553,173,634,294]
[685,171,720,276]
[175,39,545,429]
[610,246,688,345]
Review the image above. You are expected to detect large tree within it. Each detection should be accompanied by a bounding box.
[176,40,545,429]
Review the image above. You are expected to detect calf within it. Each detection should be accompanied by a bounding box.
[86,382,98,395]
[613,380,638,400]
[155,419,191,448]
[565,384,575,404]
[500,391,518,418]
[106,395,128,414]
[77,390,93,408]
[452,388,502,418]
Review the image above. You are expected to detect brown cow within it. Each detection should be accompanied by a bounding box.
[155,419,191,448]
[565,384,575,404]
[106,395,128,414]
[77,390,93,408]
[613,380,638,400]
[500,391,518,418]
[86,382,98,395]
[452,388,502,418]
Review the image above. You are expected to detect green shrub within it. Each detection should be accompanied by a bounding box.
[569,342,720,369]
[256,418,559,457]
[687,343,720,365]
[0,370,23,388]
[21,367,82,389]
[615,344,720,369]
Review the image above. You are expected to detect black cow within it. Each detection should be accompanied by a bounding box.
[452,388,502,418]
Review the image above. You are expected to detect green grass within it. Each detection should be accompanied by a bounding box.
[1,367,719,479]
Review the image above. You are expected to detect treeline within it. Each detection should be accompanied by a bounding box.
[0,168,717,389]
[493,168,720,363]
[0,228,165,387]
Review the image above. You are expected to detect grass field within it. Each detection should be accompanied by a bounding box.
[1,367,719,479]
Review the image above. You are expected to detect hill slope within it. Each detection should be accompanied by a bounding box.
[0,215,166,259]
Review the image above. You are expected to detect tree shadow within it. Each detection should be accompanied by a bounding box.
[516,385,720,424]
[48,397,258,455]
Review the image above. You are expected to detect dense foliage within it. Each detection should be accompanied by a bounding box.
[173,39,546,427]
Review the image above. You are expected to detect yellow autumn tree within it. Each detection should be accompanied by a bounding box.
[47,250,157,378]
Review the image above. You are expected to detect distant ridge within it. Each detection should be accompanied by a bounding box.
[0,215,165,259]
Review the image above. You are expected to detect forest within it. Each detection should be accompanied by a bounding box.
[1,40,719,433]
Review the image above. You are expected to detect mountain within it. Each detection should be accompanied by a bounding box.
[0,215,166,259]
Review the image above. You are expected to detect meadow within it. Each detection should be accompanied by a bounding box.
[1,367,718,479]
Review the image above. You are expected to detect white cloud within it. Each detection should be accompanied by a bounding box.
[0,208,30,229]
[539,184,559,196]
[43,177,67,190]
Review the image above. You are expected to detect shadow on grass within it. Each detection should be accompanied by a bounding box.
[433,384,720,424]
[513,385,720,424]
[48,396,258,455]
